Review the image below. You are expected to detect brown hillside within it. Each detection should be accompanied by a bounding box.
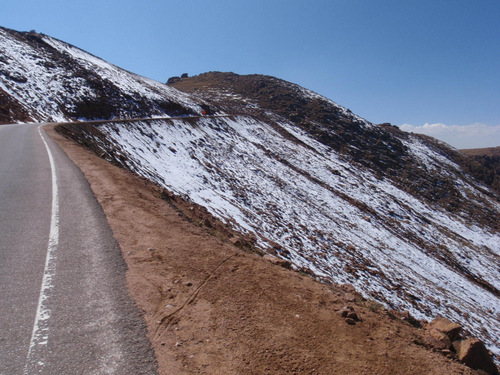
[461,146,500,157]
[460,147,500,193]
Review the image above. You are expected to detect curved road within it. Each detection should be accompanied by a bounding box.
[0,124,157,374]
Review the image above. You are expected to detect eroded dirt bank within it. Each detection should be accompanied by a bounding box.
[46,125,476,374]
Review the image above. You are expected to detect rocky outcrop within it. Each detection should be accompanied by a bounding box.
[424,317,498,374]
[425,327,452,350]
[339,306,361,325]
[426,317,462,342]
[454,338,498,374]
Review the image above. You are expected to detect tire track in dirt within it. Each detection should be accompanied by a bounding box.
[154,254,236,338]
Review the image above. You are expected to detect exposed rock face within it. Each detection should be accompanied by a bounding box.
[167,76,181,84]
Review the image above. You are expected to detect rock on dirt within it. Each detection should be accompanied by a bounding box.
[262,254,292,269]
[425,328,452,351]
[426,317,462,342]
[424,317,498,374]
[339,306,360,324]
[454,338,499,375]
[400,310,422,328]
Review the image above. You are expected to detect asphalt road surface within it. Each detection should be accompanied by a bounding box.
[0,124,158,374]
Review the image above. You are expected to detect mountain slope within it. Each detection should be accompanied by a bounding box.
[47,126,483,375]
[0,27,206,123]
[170,72,500,230]
[2,25,498,365]
[58,110,500,359]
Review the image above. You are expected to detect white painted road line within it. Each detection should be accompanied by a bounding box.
[0,123,158,374]
[24,126,60,374]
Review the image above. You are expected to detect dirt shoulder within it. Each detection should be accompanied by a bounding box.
[46,125,475,374]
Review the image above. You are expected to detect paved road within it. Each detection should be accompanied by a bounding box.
[0,124,157,374]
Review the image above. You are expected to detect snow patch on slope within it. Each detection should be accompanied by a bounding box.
[0,28,203,122]
[41,36,200,113]
[0,28,80,122]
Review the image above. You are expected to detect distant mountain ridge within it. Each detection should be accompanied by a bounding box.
[462,146,500,157]
[461,147,500,193]
[1,26,499,362]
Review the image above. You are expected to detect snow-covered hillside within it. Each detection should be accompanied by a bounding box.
[2,24,498,360]
[66,115,500,358]
[0,27,204,123]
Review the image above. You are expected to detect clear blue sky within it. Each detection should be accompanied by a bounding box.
[2,0,499,148]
